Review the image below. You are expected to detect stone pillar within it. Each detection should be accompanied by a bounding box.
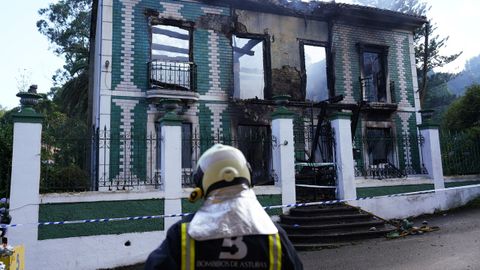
[9,87,43,270]
[329,112,357,200]
[271,104,296,213]
[159,100,183,230]
[419,124,445,190]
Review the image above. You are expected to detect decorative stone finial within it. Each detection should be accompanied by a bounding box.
[13,84,43,122]
[17,84,42,107]
[271,95,294,119]
[419,109,435,124]
[158,98,182,125]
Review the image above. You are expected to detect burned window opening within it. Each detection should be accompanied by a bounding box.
[358,44,389,103]
[300,41,329,102]
[182,123,193,169]
[150,22,195,91]
[365,127,394,166]
[237,125,272,185]
[233,35,270,100]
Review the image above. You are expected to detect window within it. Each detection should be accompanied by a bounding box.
[181,123,192,169]
[233,35,268,99]
[365,128,394,166]
[237,125,272,185]
[301,43,329,102]
[358,44,388,103]
[150,24,195,90]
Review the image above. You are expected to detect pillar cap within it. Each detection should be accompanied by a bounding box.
[13,85,43,123]
[12,108,44,123]
[271,106,295,119]
[158,111,182,126]
[328,111,352,120]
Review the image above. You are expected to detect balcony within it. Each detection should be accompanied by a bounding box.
[359,77,397,113]
[147,60,199,102]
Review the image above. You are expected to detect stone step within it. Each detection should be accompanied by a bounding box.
[280,213,373,225]
[289,205,359,217]
[287,227,395,244]
[281,219,386,234]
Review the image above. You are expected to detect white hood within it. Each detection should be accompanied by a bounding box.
[188,184,278,241]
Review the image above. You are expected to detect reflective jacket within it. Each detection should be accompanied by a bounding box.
[145,218,303,270]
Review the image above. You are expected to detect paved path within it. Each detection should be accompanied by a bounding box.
[112,202,480,270]
[300,204,480,270]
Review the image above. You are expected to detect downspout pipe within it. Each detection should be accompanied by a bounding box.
[421,21,429,108]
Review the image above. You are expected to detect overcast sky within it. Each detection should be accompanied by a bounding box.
[0,0,478,109]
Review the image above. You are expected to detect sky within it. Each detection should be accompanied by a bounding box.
[0,0,479,109]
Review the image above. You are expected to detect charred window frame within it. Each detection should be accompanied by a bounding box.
[181,122,193,169]
[357,43,389,103]
[364,127,395,166]
[237,125,272,185]
[299,40,331,102]
[232,33,272,100]
[147,13,196,90]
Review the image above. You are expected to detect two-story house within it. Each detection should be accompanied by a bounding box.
[90,0,427,193]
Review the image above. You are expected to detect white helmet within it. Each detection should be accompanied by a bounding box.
[189,144,251,202]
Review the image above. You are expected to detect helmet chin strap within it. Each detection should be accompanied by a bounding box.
[189,177,251,203]
[188,187,204,203]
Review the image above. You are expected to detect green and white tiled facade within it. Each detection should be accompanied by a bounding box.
[332,23,422,173]
[95,0,423,187]
[97,0,234,188]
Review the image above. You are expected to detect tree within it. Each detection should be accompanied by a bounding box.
[422,72,457,123]
[443,84,480,134]
[0,108,15,198]
[37,0,92,117]
[354,0,462,107]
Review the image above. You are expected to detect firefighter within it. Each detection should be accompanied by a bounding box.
[145,144,303,270]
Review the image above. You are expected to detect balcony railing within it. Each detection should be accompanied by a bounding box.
[149,60,197,91]
[359,77,396,103]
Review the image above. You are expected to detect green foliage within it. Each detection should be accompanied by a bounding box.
[36,98,90,193]
[41,165,89,193]
[440,130,480,175]
[37,0,91,77]
[423,72,457,123]
[0,109,16,198]
[37,0,92,116]
[442,84,480,132]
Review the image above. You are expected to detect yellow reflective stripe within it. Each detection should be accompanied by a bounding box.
[181,223,187,270]
[181,223,195,270]
[275,233,282,270]
[268,234,275,270]
[189,234,195,270]
[269,233,282,270]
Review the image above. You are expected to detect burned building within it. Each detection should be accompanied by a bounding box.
[90,0,427,191]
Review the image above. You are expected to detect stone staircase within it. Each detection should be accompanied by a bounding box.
[278,203,396,250]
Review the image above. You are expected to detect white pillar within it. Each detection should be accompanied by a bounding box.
[330,112,357,201]
[160,115,183,230]
[419,125,445,190]
[9,109,43,270]
[271,109,296,213]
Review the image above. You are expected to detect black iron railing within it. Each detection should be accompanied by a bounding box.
[182,129,274,188]
[97,129,161,190]
[293,122,335,164]
[441,130,480,176]
[149,60,197,91]
[359,77,396,103]
[354,132,427,179]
